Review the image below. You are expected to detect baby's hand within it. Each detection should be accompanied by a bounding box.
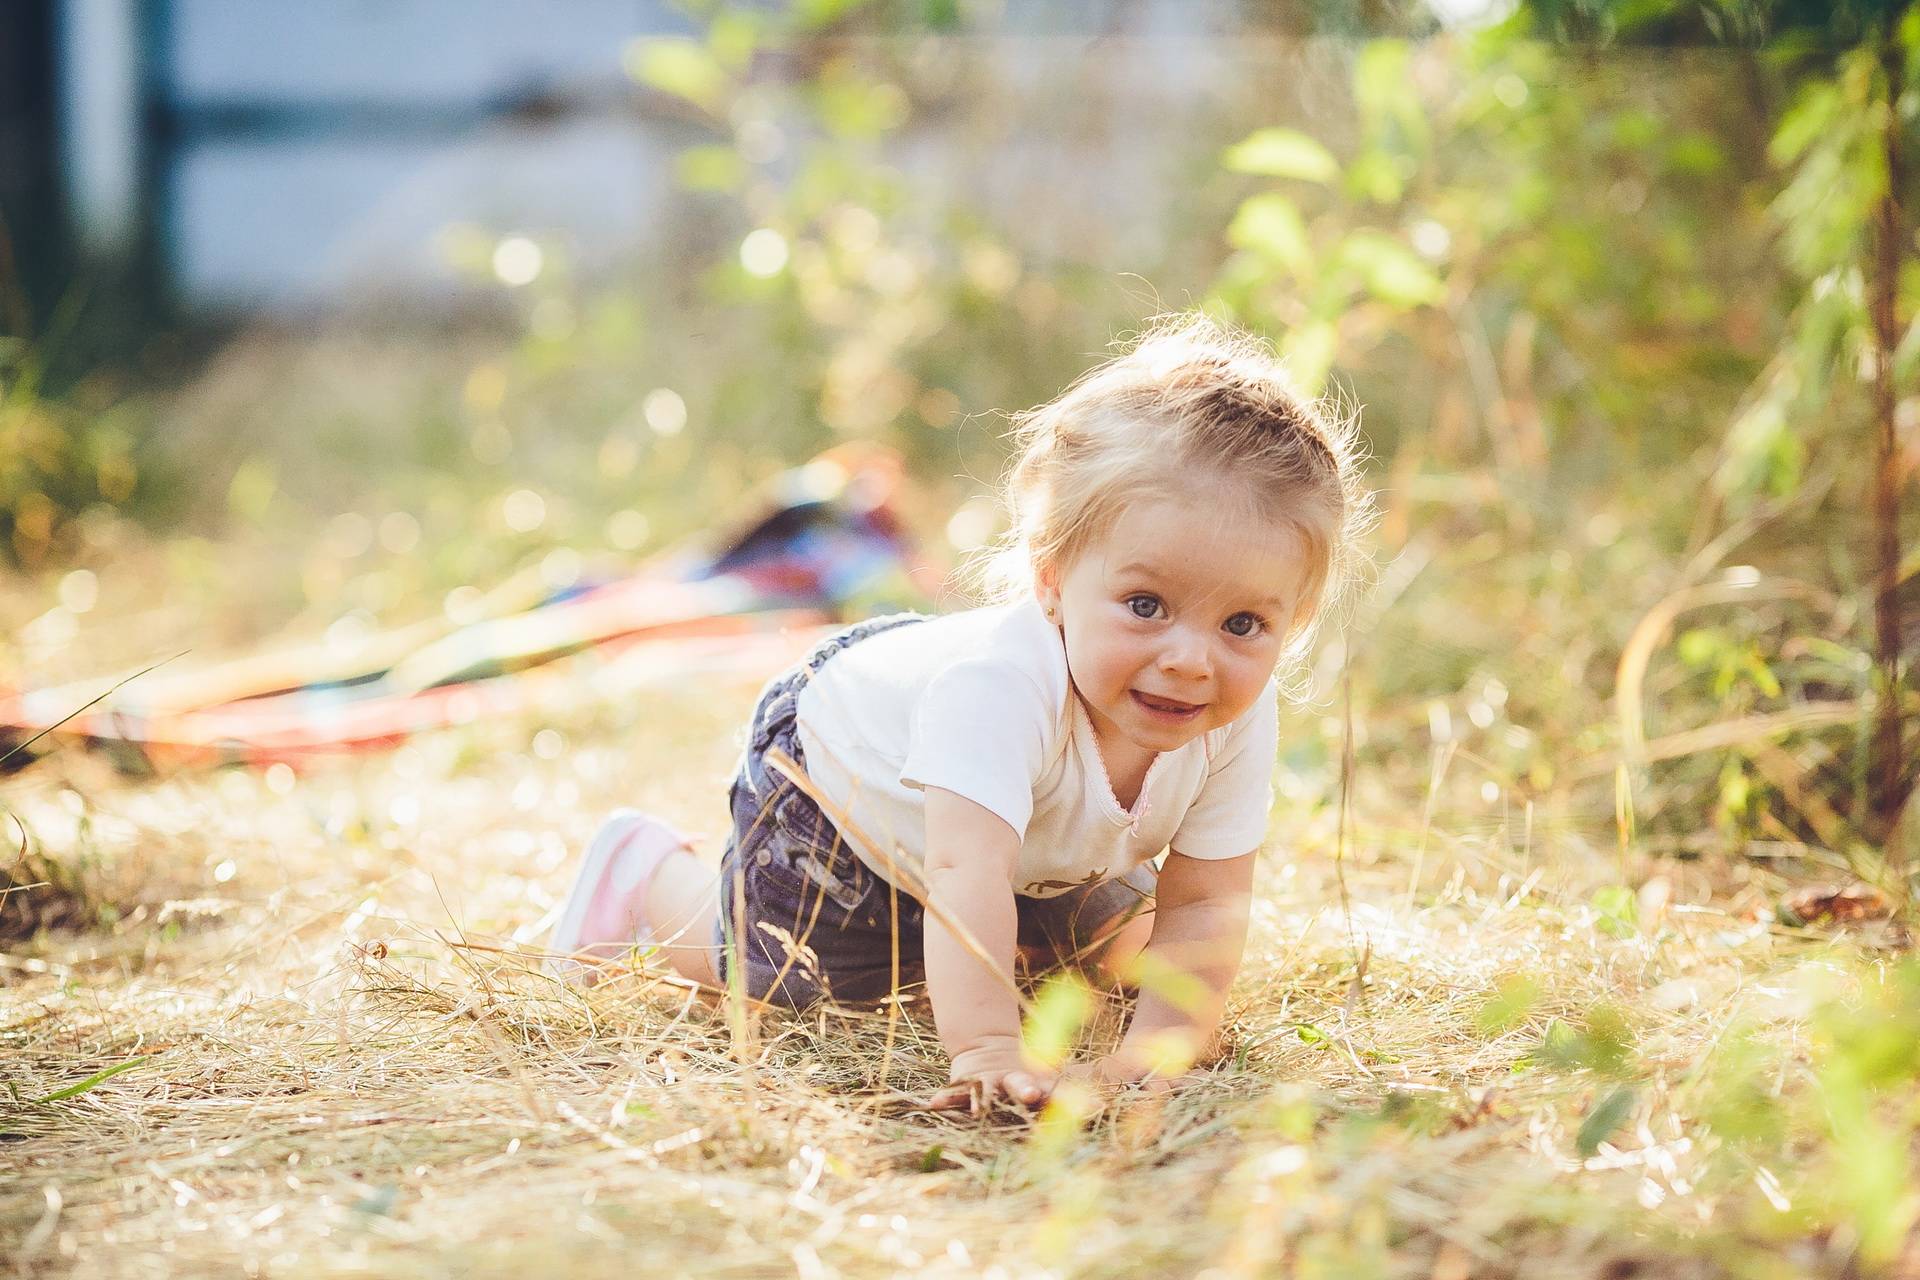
[927,1036,1057,1115]
[1062,1051,1200,1096]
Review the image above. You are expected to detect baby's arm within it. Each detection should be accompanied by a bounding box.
[1105,848,1257,1086]
[919,786,1052,1112]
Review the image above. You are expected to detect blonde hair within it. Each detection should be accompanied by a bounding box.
[961,311,1373,690]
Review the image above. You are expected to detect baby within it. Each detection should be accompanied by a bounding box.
[550,312,1369,1113]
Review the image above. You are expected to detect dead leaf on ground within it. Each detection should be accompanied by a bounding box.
[1777,882,1892,927]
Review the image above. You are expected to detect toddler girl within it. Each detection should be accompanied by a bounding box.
[550,312,1368,1113]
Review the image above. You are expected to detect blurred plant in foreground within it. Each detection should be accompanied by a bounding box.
[0,336,141,569]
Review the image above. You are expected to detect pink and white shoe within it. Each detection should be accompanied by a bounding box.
[548,810,696,984]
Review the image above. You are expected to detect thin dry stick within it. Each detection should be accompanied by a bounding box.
[755,792,840,1002]
[0,651,189,770]
[880,810,902,1088]
[1335,649,1362,1001]
[1521,799,1534,877]
[1613,576,1836,767]
[1405,739,1458,904]
[1870,19,1911,840]
[727,860,757,1096]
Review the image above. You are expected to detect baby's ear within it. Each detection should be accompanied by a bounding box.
[1032,559,1061,615]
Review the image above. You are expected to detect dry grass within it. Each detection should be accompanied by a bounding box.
[0,654,1904,1279]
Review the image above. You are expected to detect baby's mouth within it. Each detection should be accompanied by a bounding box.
[1132,690,1204,716]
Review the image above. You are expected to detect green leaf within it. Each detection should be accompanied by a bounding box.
[351,1184,400,1217]
[921,0,962,30]
[33,1054,151,1104]
[1676,628,1720,668]
[1337,231,1445,307]
[1575,1084,1636,1156]
[1130,951,1212,1016]
[1344,150,1407,206]
[1295,1023,1331,1047]
[1667,133,1725,176]
[1022,974,1093,1068]
[1281,321,1338,396]
[1222,128,1339,183]
[1590,885,1638,939]
[1354,41,1425,149]
[793,0,873,30]
[1227,194,1311,275]
[813,71,910,139]
[1770,82,1841,168]
[1477,976,1542,1037]
[1743,649,1782,699]
[1538,1006,1635,1077]
[625,38,728,113]
[707,12,761,72]
[675,145,747,192]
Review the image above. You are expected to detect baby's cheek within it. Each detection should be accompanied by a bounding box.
[1080,641,1138,698]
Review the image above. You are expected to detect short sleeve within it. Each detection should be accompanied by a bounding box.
[898,659,1054,840]
[1169,681,1279,859]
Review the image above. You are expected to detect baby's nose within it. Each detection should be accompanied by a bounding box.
[1158,631,1213,676]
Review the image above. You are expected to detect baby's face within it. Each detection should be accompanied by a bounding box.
[1036,496,1315,772]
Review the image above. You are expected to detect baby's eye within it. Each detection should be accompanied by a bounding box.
[1124,593,1163,620]
[1224,612,1266,638]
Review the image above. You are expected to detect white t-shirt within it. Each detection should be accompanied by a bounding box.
[791,600,1279,897]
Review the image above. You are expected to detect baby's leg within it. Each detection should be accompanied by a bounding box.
[644,848,722,989]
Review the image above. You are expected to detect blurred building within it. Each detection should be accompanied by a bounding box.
[37,0,698,318]
[20,0,1325,322]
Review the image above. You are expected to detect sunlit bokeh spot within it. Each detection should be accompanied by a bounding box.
[464,364,508,412]
[1428,0,1518,24]
[944,495,999,551]
[915,387,961,429]
[540,547,582,589]
[643,388,688,436]
[740,228,789,277]
[325,512,373,558]
[607,509,651,550]
[58,568,98,614]
[1410,219,1452,261]
[378,511,421,555]
[963,243,1019,295]
[599,433,640,477]
[737,118,785,164]
[796,459,844,503]
[443,585,485,624]
[264,763,295,796]
[864,248,916,296]
[829,205,881,255]
[326,610,374,652]
[532,729,565,760]
[503,489,547,533]
[492,236,544,286]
